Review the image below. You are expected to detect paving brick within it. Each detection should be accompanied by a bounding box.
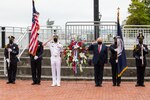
[0,80,150,100]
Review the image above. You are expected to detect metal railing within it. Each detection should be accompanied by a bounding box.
[65,21,117,44]
[2,25,63,76]
[17,25,63,59]
[65,21,150,49]
[1,23,150,76]
[122,25,150,49]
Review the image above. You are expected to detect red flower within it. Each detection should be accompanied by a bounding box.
[77,42,82,47]
[69,56,73,62]
[63,49,66,55]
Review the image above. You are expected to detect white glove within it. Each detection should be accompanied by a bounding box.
[6,59,10,63]
[116,59,118,63]
[34,56,38,60]
[114,48,118,52]
[140,56,143,60]
[8,48,12,52]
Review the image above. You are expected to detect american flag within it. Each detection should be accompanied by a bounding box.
[29,0,40,56]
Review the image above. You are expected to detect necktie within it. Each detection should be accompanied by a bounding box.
[98,45,101,53]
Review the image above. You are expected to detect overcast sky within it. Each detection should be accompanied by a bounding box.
[0,0,131,28]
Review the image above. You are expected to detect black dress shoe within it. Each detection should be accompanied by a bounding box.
[6,81,12,84]
[95,84,100,87]
[113,84,116,86]
[117,84,120,87]
[135,84,140,87]
[36,83,41,85]
[31,82,37,85]
[11,82,15,84]
[140,84,145,87]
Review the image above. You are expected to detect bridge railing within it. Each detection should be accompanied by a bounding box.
[1,24,150,50]
[65,21,117,45]
[122,25,150,49]
[65,21,150,49]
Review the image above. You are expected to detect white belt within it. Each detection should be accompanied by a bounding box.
[52,55,60,57]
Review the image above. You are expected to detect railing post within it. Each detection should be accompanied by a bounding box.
[1,27,6,48]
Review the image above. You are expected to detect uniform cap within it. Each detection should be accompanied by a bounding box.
[8,36,15,39]
[137,32,144,39]
[53,33,58,38]
[113,36,117,39]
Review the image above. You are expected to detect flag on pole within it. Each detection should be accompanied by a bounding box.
[116,8,128,77]
[29,0,40,56]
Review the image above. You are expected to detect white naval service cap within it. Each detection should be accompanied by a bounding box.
[53,30,58,38]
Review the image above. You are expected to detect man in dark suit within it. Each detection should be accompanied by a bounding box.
[4,36,19,84]
[133,34,148,87]
[30,36,43,85]
[109,37,121,86]
[88,37,108,87]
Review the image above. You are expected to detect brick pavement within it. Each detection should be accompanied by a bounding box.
[0,80,150,100]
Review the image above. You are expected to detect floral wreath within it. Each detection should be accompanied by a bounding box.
[63,39,89,74]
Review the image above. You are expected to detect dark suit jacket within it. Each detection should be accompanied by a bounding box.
[109,44,117,64]
[4,43,19,63]
[133,44,148,66]
[88,43,108,65]
[30,41,43,61]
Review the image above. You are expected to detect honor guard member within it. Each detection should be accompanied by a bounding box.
[109,37,121,86]
[133,34,148,87]
[30,33,43,85]
[43,31,63,87]
[4,36,19,84]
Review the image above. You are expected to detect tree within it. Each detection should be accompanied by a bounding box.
[142,0,150,17]
[126,0,150,25]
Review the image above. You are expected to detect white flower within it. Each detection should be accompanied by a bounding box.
[73,44,79,49]
[73,56,78,62]
[79,53,87,59]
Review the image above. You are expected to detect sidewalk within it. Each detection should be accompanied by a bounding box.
[0,80,150,100]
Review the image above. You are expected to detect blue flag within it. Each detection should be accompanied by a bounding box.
[116,11,128,77]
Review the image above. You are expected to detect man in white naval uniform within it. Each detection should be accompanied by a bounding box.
[43,32,63,87]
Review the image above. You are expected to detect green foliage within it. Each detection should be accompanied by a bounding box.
[142,0,150,16]
[126,0,150,25]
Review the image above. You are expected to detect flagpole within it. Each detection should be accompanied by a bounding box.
[116,7,120,78]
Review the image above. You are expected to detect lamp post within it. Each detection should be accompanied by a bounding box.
[1,27,5,48]
[99,12,102,36]
[94,0,99,40]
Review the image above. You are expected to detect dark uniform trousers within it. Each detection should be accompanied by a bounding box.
[7,61,17,82]
[111,62,121,85]
[109,44,121,85]
[136,59,146,85]
[133,44,148,85]
[4,43,19,83]
[31,59,42,83]
[30,41,43,84]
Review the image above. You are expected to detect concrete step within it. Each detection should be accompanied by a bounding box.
[0,49,4,52]
[16,49,150,58]
[1,75,150,81]
[0,66,150,77]
[0,52,4,56]
[1,57,150,67]
[0,49,149,58]
[0,66,3,70]
[0,61,4,66]
[17,57,150,67]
